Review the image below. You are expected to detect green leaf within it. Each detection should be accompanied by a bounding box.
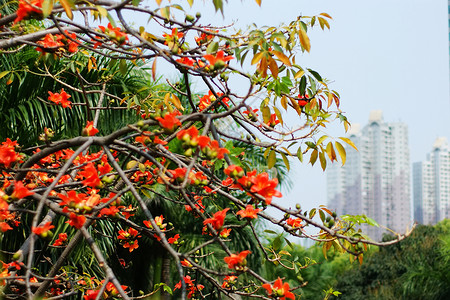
[308,69,323,82]
[160,6,170,20]
[273,236,282,251]
[284,237,294,251]
[212,0,224,15]
[319,209,325,222]
[335,141,346,165]
[267,150,276,169]
[0,70,10,80]
[299,76,307,95]
[264,229,278,234]
[206,41,219,54]
[309,208,316,219]
[119,59,127,75]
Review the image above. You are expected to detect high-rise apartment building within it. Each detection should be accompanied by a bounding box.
[327,111,411,241]
[413,137,450,224]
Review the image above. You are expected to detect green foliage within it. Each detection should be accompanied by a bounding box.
[332,220,450,300]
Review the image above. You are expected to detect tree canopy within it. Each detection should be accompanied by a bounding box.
[0,1,412,299]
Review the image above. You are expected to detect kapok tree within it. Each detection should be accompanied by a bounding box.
[0,0,412,299]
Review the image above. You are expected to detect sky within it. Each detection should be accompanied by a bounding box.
[179,0,450,213]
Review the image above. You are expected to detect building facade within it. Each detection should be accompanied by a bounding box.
[327,111,411,240]
[413,137,450,224]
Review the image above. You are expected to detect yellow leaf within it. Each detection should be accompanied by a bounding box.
[317,135,328,146]
[297,147,303,162]
[259,57,268,78]
[298,27,311,52]
[335,141,346,166]
[187,0,194,7]
[281,146,293,156]
[272,50,291,67]
[170,94,184,111]
[319,151,327,171]
[309,149,318,166]
[155,0,162,5]
[42,0,54,18]
[0,70,10,80]
[262,106,271,124]
[160,6,170,20]
[255,0,262,6]
[274,106,283,126]
[327,92,333,108]
[339,137,358,151]
[60,0,73,20]
[251,52,264,65]
[164,92,171,107]
[326,142,337,162]
[320,12,333,19]
[280,95,287,110]
[289,97,302,116]
[96,5,108,18]
[294,70,305,79]
[281,152,290,171]
[152,58,157,81]
[268,56,279,79]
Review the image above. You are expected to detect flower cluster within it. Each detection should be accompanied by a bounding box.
[223,165,282,204]
[177,126,229,160]
[262,278,295,300]
[174,275,204,299]
[0,139,22,169]
[224,250,251,271]
[48,89,72,108]
[118,227,141,252]
[198,90,230,111]
[36,31,80,55]
[14,0,43,23]
[94,23,128,48]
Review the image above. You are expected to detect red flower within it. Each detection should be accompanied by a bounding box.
[266,113,280,127]
[11,181,34,200]
[32,221,54,236]
[53,233,68,246]
[98,23,128,45]
[219,228,231,238]
[176,126,210,148]
[236,205,262,219]
[298,93,309,107]
[83,289,100,300]
[0,139,22,168]
[36,34,64,53]
[163,28,184,42]
[195,29,217,45]
[286,218,303,228]
[82,121,99,136]
[48,89,72,108]
[262,277,295,300]
[207,140,229,159]
[224,165,244,178]
[14,0,43,24]
[224,250,251,270]
[155,111,182,131]
[198,90,229,111]
[203,50,233,69]
[203,208,229,230]
[222,275,238,288]
[168,234,180,244]
[250,172,282,204]
[78,163,102,188]
[118,228,141,252]
[66,213,86,229]
[176,57,196,67]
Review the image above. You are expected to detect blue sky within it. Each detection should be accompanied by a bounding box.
[185,0,450,212]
